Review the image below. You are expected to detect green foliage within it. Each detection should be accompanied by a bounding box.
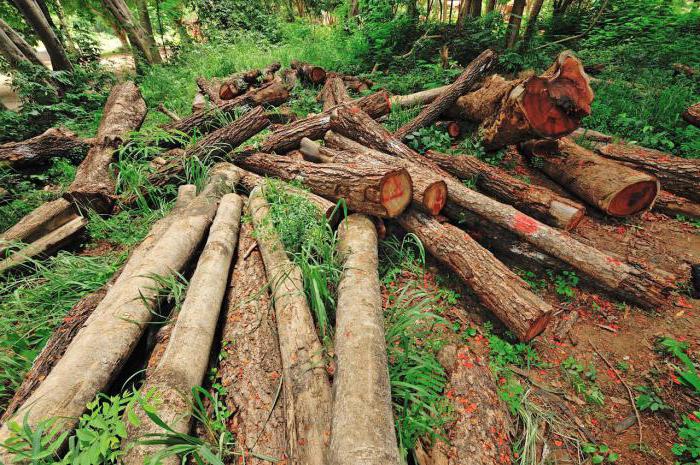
[547,270,579,300]
[658,337,700,395]
[672,411,700,465]
[561,356,604,405]
[634,385,670,412]
[582,442,620,463]
[516,269,547,294]
[486,330,540,375]
[86,208,166,247]
[193,0,281,42]
[405,126,452,153]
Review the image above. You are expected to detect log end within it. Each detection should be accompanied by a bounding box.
[524,311,552,342]
[380,169,413,218]
[550,199,586,231]
[423,180,448,216]
[219,84,238,100]
[607,179,660,216]
[311,67,327,84]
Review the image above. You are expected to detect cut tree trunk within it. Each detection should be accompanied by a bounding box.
[394,49,497,139]
[249,186,332,465]
[654,191,700,221]
[423,149,586,229]
[340,74,373,93]
[123,194,243,465]
[218,63,281,100]
[1,198,76,248]
[187,106,270,159]
[215,214,287,465]
[0,127,91,169]
[521,138,660,216]
[329,105,676,309]
[435,120,465,138]
[389,85,449,108]
[448,51,594,149]
[399,208,553,341]
[329,214,400,465]
[317,74,351,110]
[0,164,240,458]
[682,102,700,128]
[259,90,391,153]
[65,81,147,212]
[311,133,447,215]
[290,60,327,85]
[236,152,412,218]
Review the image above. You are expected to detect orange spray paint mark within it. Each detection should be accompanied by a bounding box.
[381,176,405,203]
[513,213,540,235]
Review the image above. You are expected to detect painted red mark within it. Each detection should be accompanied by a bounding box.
[513,213,540,235]
[675,297,693,309]
[381,176,405,203]
[606,256,623,266]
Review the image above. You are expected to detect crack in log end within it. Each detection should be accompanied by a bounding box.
[379,169,413,218]
[607,180,660,216]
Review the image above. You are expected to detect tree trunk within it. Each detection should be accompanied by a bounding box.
[123,194,243,465]
[394,49,497,140]
[134,0,160,62]
[522,0,545,45]
[320,132,448,215]
[317,75,351,110]
[0,21,33,69]
[53,0,76,54]
[259,90,391,154]
[398,208,553,341]
[0,18,44,67]
[389,85,449,108]
[521,138,660,216]
[330,214,401,465]
[12,0,72,71]
[654,191,700,221]
[470,0,482,17]
[186,106,270,159]
[0,198,75,249]
[101,0,161,65]
[236,152,413,218]
[485,0,496,12]
[218,64,280,100]
[196,76,224,105]
[505,0,527,48]
[290,60,327,85]
[0,127,90,169]
[249,185,332,465]
[66,81,148,212]
[0,164,240,460]
[682,102,700,128]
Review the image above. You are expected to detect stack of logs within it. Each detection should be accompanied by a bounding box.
[1,51,697,465]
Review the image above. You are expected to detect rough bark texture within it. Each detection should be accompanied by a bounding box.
[389,85,449,108]
[682,102,700,128]
[236,152,412,218]
[0,17,44,66]
[290,60,327,84]
[444,74,514,122]
[187,106,270,159]
[13,0,72,71]
[398,208,553,341]
[66,82,147,212]
[394,49,497,139]
[1,197,76,248]
[197,76,224,105]
[0,127,90,169]
[101,0,160,65]
[217,216,287,465]
[259,91,392,153]
[0,164,240,458]
[594,142,700,202]
[0,23,28,69]
[521,138,660,216]
[317,75,351,110]
[249,186,332,465]
[654,191,700,220]
[423,149,586,229]
[124,194,243,465]
[329,214,401,465]
[506,0,527,48]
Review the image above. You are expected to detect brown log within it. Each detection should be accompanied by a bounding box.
[329,105,676,309]
[187,106,270,159]
[521,138,660,216]
[196,76,224,105]
[319,132,448,216]
[423,149,586,229]
[280,68,299,89]
[1,198,76,249]
[249,186,332,465]
[389,85,449,108]
[594,142,700,202]
[218,70,259,100]
[317,75,351,110]
[571,127,614,143]
[682,102,700,128]
[236,152,412,218]
[394,49,497,140]
[340,74,373,93]
[329,214,400,465]
[290,60,327,85]
[449,51,594,149]
[259,90,392,153]
[0,128,90,169]
[398,208,553,341]
[435,120,464,138]
[654,191,700,220]
[66,82,148,212]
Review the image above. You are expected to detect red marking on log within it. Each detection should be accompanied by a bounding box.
[513,213,540,235]
[381,176,405,203]
[605,256,623,266]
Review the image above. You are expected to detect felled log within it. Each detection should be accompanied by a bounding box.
[521,138,659,216]
[340,74,373,93]
[435,120,465,138]
[188,106,270,158]
[394,49,497,139]
[0,127,91,169]
[309,134,447,215]
[156,103,180,122]
[123,194,243,465]
[196,76,224,105]
[571,127,614,143]
[249,186,332,465]
[236,152,412,218]
[0,198,76,250]
[398,208,553,341]
[259,90,391,153]
[317,75,351,110]
[447,51,594,149]
[683,102,700,128]
[423,149,586,229]
[290,60,327,85]
[66,81,148,212]
[0,164,239,457]
[390,85,449,108]
[218,64,281,100]
[329,105,675,309]
[280,68,299,89]
[329,214,400,465]
[654,191,700,220]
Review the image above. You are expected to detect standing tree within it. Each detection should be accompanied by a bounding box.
[505,0,527,48]
[11,0,72,71]
[0,17,45,67]
[134,0,161,62]
[101,0,162,66]
[470,0,481,17]
[522,0,544,45]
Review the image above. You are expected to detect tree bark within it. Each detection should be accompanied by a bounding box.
[522,0,545,45]
[249,186,332,465]
[0,198,75,249]
[394,49,497,140]
[290,60,327,85]
[423,149,586,229]
[0,127,90,169]
[101,0,161,65]
[259,90,391,153]
[134,0,160,62]
[485,0,495,12]
[0,164,240,459]
[123,194,243,465]
[12,0,72,71]
[470,0,482,17]
[196,76,223,105]
[236,152,413,218]
[317,74,351,110]
[218,64,280,100]
[0,21,33,69]
[398,208,553,341]
[0,18,44,67]
[389,85,449,108]
[66,81,148,212]
[682,102,700,128]
[505,0,527,48]
[329,214,401,465]
[654,191,700,221]
[187,106,270,159]
[521,138,660,216]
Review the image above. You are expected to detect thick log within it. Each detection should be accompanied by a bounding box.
[196,76,224,105]
[394,49,497,139]
[654,191,700,220]
[249,186,332,465]
[682,102,700,128]
[317,75,351,110]
[0,164,240,457]
[187,106,270,159]
[236,152,412,218]
[1,198,76,249]
[259,90,392,154]
[0,128,90,169]
[66,82,148,212]
[521,138,659,216]
[423,149,586,229]
[290,60,327,85]
[310,134,447,215]
[329,105,676,309]
[390,85,449,108]
[330,215,400,465]
[123,194,243,465]
[340,74,373,93]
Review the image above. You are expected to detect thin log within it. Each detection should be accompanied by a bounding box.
[390,85,449,108]
[571,127,614,143]
[187,106,270,159]
[157,103,180,121]
[290,60,327,85]
[682,102,700,128]
[0,127,91,169]
[339,74,373,93]
[1,198,76,249]
[219,63,282,100]
[317,75,351,110]
[654,191,700,220]
[249,185,332,465]
[329,214,400,465]
[521,138,659,216]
